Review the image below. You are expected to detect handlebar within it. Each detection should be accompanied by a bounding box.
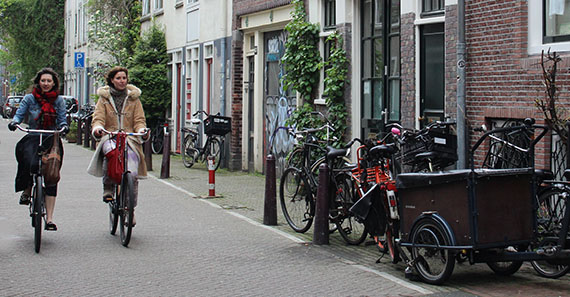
[192,110,210,117]
[470,121,549,154]
[99,127,150,137]
[15,124,67,134]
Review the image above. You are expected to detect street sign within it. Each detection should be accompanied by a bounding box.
[74,52,85,68]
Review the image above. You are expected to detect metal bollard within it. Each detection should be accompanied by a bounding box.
[83,117,91,148]
[207,156,216,197]
[144,137,153,171]
[263,154,277,225]
[313,163,330,245]
[76,118,83,145]
[160,128,170,179]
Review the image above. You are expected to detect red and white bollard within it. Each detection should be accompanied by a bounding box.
[207,156,216,197]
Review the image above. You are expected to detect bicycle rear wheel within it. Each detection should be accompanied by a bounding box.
[119,173,135,247]
[207,136,223,170]
[109,186,119,235]
[280,167,314,233]
[182,136,198,168]
[33,175,44,253]
[334,173,367,245]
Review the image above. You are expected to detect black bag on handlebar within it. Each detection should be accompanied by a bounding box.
[349,184,386,236]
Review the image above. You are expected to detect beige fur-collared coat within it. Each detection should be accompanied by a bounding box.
[87,84,148,178]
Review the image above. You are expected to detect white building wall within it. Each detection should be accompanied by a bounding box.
[141,0,232,155]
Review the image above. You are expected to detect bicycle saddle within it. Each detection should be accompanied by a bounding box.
[326,146,347,160]
[369,143,398,159]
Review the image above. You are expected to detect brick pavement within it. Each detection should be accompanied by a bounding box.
[148,149,570,297]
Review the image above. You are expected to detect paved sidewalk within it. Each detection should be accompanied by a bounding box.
[147,152,570,297]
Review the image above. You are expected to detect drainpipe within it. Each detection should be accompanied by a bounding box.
[220,0,228,116]
[457,0,467,168]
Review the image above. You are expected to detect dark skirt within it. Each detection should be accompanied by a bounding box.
[15,134,64,196]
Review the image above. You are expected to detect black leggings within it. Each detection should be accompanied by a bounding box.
[15,134,63,196]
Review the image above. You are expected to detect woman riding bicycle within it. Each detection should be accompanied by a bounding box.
[8,68,69,231]
[87,66,149,226]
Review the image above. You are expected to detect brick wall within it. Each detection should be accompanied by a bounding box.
[445,5,458,120]
[400,12,416,129]
[464,0,570,169]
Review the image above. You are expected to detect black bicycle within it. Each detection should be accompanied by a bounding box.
[15,124,66,253]
[150,120,167,154]
[101,128,149,247]
[182,110,231,171]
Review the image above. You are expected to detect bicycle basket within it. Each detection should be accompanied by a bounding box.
[398,129,457,170]
[204,115,232,136]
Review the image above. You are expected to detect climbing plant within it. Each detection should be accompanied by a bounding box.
[281,0,321,102]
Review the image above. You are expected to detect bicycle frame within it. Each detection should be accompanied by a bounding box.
[15,124,66,253]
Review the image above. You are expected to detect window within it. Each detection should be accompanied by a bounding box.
[544,0,570,42]
[142,0,151,15]
[421,0,444,17]
[324,0,336,30]
[155,0,163,10]
[187,0,199,5]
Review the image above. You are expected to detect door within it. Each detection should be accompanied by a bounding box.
[420,23,444,125]
[247,57,255,173]
[264,30,295,176]
[361,0,400,137]
[176,63,182,153]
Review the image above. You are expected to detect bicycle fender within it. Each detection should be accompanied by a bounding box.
[408,212,457,246]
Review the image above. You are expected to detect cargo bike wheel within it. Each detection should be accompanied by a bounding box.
[410,217,455,285]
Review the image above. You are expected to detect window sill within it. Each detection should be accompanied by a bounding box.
[314,98,326,105]
[141,14,151,22]
[175,2,183,9]
[153,9,164,17]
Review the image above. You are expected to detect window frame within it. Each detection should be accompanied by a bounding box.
[420,0,444,18]
[543,0,570,43]
[324,0,336,30]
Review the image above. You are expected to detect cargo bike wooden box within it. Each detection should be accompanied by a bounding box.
[394,123,570,284]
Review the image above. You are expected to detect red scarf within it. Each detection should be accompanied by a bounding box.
[32,87,59,129]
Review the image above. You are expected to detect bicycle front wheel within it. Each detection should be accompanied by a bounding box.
[280,167,314,233]
[207,136,223,171]
[119,173,135,247]
[33,175,44,253]
[182,136,198,168]
[532,187,569,278]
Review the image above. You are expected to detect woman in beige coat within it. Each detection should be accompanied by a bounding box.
[87,66,148,225]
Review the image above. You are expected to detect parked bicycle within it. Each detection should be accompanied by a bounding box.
[100,127,150,247]
[395,120,458,173]
[15,124,67,253]
[150,120,167,154]
[279,123,367,245]
[476,120,569,278]
[182,110,231,171]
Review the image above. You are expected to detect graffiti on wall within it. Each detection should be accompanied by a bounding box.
[264,30,296,176]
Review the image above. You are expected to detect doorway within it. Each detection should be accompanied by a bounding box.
[420,23,444,125]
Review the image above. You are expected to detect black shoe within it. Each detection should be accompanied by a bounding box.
[45,222,57,231]
[19,193,30,205]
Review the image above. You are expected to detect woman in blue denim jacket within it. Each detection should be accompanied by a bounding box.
[8,68,68,231]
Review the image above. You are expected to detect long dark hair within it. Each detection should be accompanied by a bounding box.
[32,67,60,92]
[105,66,129,87]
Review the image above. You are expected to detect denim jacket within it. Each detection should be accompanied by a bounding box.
[12,94,67,129]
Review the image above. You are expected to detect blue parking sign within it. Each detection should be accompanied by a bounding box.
[74,52,85,68]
